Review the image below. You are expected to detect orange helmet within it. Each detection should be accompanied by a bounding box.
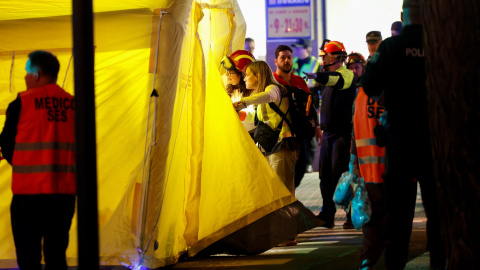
[319,40,347,57]
[346,52,365,67]
[221,50,255,73]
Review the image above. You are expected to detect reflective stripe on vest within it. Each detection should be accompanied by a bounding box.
[353,87,385,184]
[257,85,291,136]
[12,84,76,195]
[358,156,386,165]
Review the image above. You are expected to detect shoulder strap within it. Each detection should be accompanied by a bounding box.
[268,101,292,130]
[259,103,284,130]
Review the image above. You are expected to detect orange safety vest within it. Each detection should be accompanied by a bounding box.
[11,83,76,195]
[353,87,385,184]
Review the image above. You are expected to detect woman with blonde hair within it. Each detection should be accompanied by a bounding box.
[233,60,299,196]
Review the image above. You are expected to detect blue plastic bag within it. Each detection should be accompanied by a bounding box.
[351,177,372,229]
[333,171,355,207]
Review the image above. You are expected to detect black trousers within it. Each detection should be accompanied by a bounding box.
[318,134,351,220]
[294,137,318,188]
[383,140,445,270]
[11,194,76,270]
[360,183,386,267]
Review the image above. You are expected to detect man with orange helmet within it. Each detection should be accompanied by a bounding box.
[304,40,356,229]
[221,50,256,135]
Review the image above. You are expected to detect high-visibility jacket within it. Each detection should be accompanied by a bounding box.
[292,56,321,88]
[353,87,385,184]
[256,86,292,138]
[12,83,76,195]
[292,56,320,76]
[243,84,292,136]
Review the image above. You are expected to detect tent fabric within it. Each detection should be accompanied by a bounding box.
[197,200,320,256]
[0,0,301,268]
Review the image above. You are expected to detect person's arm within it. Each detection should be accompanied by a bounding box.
[304,68,354,91]
[242,85,281,106]
[0,96,21,164]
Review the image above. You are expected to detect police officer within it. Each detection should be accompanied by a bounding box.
[362,0,445,268]
[0,51,76,270]
[304,40,356,229]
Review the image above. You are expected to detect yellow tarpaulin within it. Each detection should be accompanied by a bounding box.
[0,0,296,268]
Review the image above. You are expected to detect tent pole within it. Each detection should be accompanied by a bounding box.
[72,0,100,269]
[134,10,167,269]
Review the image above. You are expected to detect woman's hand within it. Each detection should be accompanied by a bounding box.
[233,100,246,110]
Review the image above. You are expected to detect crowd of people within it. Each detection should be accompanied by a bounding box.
[0,0,445,269]
[230,0,445,269]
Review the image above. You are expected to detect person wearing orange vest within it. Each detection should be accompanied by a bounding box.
[0,51,76,270]
[346,51,387,269]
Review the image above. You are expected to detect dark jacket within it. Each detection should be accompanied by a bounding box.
[362,24,429,143]
[317,65,356,138]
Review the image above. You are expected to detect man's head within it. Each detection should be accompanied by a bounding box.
[274,45,293,74]
[244,37,255,54]
[391,21,402,36]
[346,52,365,80]
[291,38,312,60]
[401,0,421,26]
[25,50,60,90]
[319,40,347,71]
[366,31,382,56]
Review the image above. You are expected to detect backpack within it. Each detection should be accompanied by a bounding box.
[269,85,316,140]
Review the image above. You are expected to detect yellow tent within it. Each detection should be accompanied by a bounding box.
[0,0,314,268]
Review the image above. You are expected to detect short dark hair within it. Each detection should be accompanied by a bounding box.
[275,45,292,59]
[245,37,254,43]
[28,50,60,79]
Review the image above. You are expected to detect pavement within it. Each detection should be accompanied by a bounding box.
[0,172,431,270]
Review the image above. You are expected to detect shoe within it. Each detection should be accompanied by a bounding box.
[343,220,355,229]
[359,259,373,270]
[286,240,298,246]
[317,212,335,229]
[306,165,313,173]
[276,239,298,247]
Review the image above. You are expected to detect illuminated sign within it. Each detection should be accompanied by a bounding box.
[266,0,312,39]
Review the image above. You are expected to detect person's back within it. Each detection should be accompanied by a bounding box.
[0,50,76,270]
[362,24,428,147]
[12,84,75,194]
[362,1,446,268]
